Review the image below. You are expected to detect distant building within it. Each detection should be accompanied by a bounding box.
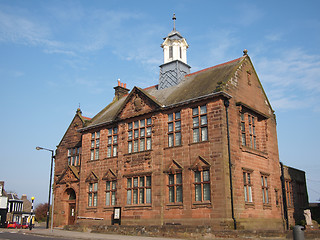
[53,17,309,230]
[0,181,8,227]
[0,181,34,227]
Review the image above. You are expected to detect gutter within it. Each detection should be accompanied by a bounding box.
[224,98,237,230]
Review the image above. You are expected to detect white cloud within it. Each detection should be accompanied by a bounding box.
[256,48,320,111]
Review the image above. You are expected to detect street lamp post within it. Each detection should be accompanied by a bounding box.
[36,146,54,230]
[29,196,35,230]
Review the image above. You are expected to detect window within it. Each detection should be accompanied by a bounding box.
[126,176,151,205]
[194,170,210,202]
[168,111,181,147]
[105,181,116,206]
[285,180,293,208]
[168,172,182,203]
[90,131,100,160]
[88,182,98,207]
[107,127,118,157]
[67,147,81,166]
[240,112,259,150]
[128,118,152,153]
[261,175,269,204]
[169,46,173,59]
[243,171,253,203]
[192,105,208,143]
[275,189,280,206]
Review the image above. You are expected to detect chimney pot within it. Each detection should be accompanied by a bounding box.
[124,83,127,88]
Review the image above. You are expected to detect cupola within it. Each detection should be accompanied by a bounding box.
[159,14,191,89]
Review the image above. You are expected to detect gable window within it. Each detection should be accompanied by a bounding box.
[128,118,152,153]
[126,176,151,205]
[68,147,81,166]
[88,182,98,207]
[90,131,100,160]
[168,111,181,147]
[241,113,257,149]
[243,171,253,203]
[168,172,183,203]
[192,105,208,143]
[261,175,269,204]
[194,169,210,202]
[105,180,116,206]
[107,127,118,157]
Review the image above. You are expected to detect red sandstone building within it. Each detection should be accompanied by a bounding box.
[53,19,308,230]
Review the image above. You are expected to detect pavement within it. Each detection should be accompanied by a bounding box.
[0,227,187,240]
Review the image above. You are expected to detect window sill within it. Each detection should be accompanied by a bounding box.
[124,204,152,210]
[189,140,209,146]
[192,201,212,209]
[87,159,100,163]
[104,156,118,160]
[245,202,255,209]
[166,203,183,209]
[124,150,152,156]
[240,146,268,158]
[263,204,272,209]
[85,207,97,212]
[164,145,183,150]
[103,206,118,211]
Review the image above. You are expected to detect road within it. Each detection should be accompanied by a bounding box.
[0,231,71,240]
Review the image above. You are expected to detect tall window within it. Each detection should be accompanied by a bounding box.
[243,171,253,203]
[261,175,269,204]
[194,170,210,202]
[107,127,118,157]
[240,112,257,149]
[285,180,293,207]
[88,182,98,207]
[126,176,151,205]
[168,172,183,203]
[68,147,81,166]
[168,112,181,147]
[90,131,100,160]
[169,46,173,59]
[128,118,152,153]
[192,105,208,143]
[105,181,116,206]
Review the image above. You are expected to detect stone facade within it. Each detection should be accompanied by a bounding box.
[53,26,307,231]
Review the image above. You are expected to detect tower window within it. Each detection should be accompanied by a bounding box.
[169,46,173,59]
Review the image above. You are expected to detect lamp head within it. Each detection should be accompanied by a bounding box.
[31,196,35,201]
[36,147,42,150]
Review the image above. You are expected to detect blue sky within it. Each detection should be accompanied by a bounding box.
[0,0,319,205]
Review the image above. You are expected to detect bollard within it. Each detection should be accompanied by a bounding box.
[293,225,305,240]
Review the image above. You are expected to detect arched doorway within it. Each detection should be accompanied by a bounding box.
[65,188,76,225]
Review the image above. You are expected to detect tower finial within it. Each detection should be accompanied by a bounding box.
[172,13,176,31]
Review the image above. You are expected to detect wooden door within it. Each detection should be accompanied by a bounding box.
[68,203,76,225]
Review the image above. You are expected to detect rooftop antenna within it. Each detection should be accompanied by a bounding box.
[172,13,176,31]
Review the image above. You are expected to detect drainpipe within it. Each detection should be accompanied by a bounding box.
[224,99,237,230]
[280,162,289,230]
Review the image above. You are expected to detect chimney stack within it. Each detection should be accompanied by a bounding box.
[114,79,130,100]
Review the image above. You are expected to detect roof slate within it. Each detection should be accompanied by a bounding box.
[84,56,246,130]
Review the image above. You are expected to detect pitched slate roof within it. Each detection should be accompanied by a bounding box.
[82,55,246,130]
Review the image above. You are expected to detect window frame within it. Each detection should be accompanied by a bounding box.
[243,171,253,203]
[67,147,81,166]
[128,118,152,153]
[192,105,208,143]
[168,111,182,147]
[107,127,118,158]
[168,172,183,204]
[90,131,100,160]
[261,175,269,205]
[105,180,117,206]
[193,169,211,202]
[88,182,98,207]
[126,175,152,205]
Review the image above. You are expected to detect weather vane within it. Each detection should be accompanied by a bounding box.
[172,13,176,31]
